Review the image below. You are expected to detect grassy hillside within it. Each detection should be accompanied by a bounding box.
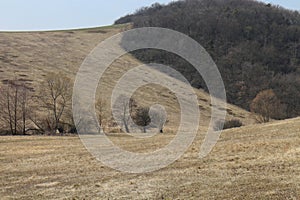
[0,16,298,200]
[0,25,127,86]
[0,24,256,131]
[1,117,299,199]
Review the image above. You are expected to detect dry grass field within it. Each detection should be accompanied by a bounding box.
[1,117,300,199]
[1,25,299,199]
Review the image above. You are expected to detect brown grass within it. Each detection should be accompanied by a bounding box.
[0,25,292,199]
[0,117,299,199]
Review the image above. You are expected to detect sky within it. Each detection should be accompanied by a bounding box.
[0,0,299,31]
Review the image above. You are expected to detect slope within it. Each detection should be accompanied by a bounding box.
[0,24,255,132]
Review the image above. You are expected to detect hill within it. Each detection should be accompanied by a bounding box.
[1,117,299,199]
[0,24,255,133]
[115,0,300,119]
[0,25,127,86]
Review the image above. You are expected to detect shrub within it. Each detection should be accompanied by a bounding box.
[223,119,243,129]
[214,119,243,131]
[250,89,283,123]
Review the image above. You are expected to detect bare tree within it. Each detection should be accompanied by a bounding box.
[95,97,108,133]
[39,73,72,134]
[0,84,13,134]
[0,80,30,135]
[19,83,31,135]
[250,89,283,123]
[114,95,137,133]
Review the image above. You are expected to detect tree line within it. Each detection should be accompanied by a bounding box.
[0,72,277,136]
[0,73,166,135]
[0,73,73,135]
[115,0,300,119]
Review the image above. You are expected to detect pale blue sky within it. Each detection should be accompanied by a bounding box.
[0,0,299,31]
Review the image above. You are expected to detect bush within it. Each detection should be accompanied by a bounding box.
[214,119,243,131]
[224,119,243,129]
[250,89,283,123]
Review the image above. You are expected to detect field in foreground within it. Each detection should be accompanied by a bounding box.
[1,118,300,199]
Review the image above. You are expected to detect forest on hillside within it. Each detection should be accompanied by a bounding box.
[115,0,300,119]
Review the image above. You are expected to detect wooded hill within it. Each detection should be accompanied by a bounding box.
[115,0,300,119]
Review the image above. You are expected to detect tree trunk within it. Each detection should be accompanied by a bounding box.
[7,89,13,135]
[14,87,18,135]
[123,119,130,133]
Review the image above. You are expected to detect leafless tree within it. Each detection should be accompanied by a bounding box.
[250,89,283,123]
[114,95,137,133]
[0,84,14,134]
[96,97,108,133]
[0,80,31,135]
[38,73,72,134]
